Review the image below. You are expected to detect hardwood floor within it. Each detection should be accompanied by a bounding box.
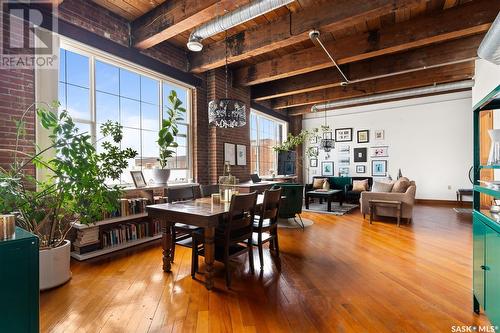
[40,205,490,332]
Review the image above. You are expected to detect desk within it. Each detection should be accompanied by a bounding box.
[147,196,266,290]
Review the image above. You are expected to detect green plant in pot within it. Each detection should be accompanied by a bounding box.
[0,101,137,289]
[153,90,186,185]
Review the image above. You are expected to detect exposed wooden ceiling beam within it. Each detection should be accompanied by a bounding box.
[252,34,482,101]
[132,0,250,49]
[189,0,427,73]
[277,61,474,112]
[237,0,496,86]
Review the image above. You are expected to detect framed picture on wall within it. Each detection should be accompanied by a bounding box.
[339,145,350,154]
[335,128,353,142]
[310,159,318,167]
[372,160,387,177]
[236,144,246,166]
[323,132,333,140]
[310,136,318,144]
[322,161,334,176]
[371,146,389,157]
[338,156,350,166]
[309,147,319,157]
[374,130,385,140]
[339,167,350,177]
[357,130,369,143]
[224,143,236,165]
[354,147,367,162]
[356,165,366,174]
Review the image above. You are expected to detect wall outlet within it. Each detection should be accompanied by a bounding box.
[448,185,452,190]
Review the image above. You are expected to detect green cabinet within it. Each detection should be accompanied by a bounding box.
[0,227,39,333]
[485,225,500,322]
[473,217,486,308]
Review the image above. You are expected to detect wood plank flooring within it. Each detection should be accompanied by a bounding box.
[40,205,491,332]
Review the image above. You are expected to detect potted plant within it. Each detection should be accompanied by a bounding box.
[0,102,137,290]
[153,90,186,185]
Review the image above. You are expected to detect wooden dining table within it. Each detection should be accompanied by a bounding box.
[146,195,267,290]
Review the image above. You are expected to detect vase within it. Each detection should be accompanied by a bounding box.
[40,240,72,290]
[151,169,171,185]
[488,129,500,165]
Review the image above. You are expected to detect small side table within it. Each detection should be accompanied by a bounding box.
[456,189,473,206]
[369,200,403,227]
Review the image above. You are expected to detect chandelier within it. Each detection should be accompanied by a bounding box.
[320,106,334,152]
[208,32,246,128]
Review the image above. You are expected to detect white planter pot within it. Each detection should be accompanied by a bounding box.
[40,240,72,290]
[152,169,171,185]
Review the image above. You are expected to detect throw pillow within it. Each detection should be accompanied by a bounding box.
[392,177,411,193]
[372,181,394,193]
[313,178,326,189]
[352,179,369,192]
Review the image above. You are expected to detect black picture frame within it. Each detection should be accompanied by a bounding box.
[335,128,353,142]
[353,147,367,162]
[310,136,318,144]
[130,171,147,188]
[323,132,333,140]
[321,161,334,176]
[357,130,369,143]
[309,159,318,167]
[356,165,366,174]
[372,160,388,177]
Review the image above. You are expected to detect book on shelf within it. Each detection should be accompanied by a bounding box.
[73,241,100,254]
[74,227,99,247]
[101,221,156,249]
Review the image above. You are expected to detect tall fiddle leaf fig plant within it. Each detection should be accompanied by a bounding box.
[0,102,137,249]
[157,90,186,169]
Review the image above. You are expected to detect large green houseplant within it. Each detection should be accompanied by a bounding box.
[0,101,137,289]
[153,90,186,184]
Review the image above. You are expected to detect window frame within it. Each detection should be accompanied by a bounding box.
[59,37,194,183]
[250,109,288,175]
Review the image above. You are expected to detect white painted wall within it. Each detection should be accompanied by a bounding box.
[302,91,473,200]
[472,59,500,108]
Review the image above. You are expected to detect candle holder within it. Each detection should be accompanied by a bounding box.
[0,214,16,240]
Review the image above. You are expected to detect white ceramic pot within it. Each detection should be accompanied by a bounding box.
[152,169,171,185]
[39,240,72,290]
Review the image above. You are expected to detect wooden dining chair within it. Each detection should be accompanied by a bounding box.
[166,186,201,261]
[192,192,257,287]
[200,184,219,197]
[253,188,282,269]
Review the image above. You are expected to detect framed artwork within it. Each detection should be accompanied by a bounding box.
[354,147,367,162]
[130,171,147,188]
[335,128,353,142]
[357,130,369,143]
[236,144,246,166]
[339,145,350,154]
[374,130,385,140]
[309,159,318,167]
[372,160,387,177]
[339,167,350,177]
[224,143,236,165]
[310,136,318,144]
[338,156,350,166]
[371,146,389,157]
[356,165,366,174]
[321,161,334,176]
[309,147,319,157]
[323,132,333,140]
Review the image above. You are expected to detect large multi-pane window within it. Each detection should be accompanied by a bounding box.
[58,41,192,184]
[250,111,286,175]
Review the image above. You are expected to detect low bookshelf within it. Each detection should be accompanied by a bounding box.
[70,185,167,261]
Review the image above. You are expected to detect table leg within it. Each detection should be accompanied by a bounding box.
[305,194,310,209]
[161,219,173,272]
[327,197,332,212]
[204,227,215,290]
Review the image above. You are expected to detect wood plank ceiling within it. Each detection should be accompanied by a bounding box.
[91,0,499,116]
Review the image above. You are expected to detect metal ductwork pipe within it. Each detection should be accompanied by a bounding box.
[311,80,475,112]
[478,12,500,65]
[187,0,294,52]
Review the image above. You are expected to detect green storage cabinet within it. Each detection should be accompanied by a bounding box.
[473,217,486,308]
[0,227,39,333]
[485,224,500,322]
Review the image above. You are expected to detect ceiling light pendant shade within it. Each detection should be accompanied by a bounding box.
[208,31,247,128]
[208,98,246,128]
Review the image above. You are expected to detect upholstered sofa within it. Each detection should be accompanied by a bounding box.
[307,176,373,203]
[360,180,417,222]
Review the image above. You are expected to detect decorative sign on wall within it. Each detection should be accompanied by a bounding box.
[338,156,350,166]
[339,145,350,154]
[322,161,334,176]
[354,147,367,162]
[356,165,366,174]
[374,130,385,140]
[224,143,236,165]
[357,130,369,143]
[372,160,387,176]
[310,159,318,167]
[236,144,246,166]
[371,146,389,157]
[339,167,349,177]
[335,128,353,142]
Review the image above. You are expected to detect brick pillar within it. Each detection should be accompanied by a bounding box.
[289,115,303,184]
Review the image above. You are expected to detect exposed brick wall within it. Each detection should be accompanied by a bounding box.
[289,115,303,183]
[192,73,209,184]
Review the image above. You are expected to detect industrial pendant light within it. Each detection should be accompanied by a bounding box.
[208,32,246,128]
[320,107,334,152]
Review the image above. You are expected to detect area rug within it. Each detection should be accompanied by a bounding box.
[453,208,473,214]
[303,202,358,215]
[278,217,314,229]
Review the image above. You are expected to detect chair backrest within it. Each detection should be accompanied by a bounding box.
[273,183,304,218]
[167,186,195,203]
[250,174,261,183]
[224,192,258,245]
[257,188,282,228]
[200,184,219,197]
